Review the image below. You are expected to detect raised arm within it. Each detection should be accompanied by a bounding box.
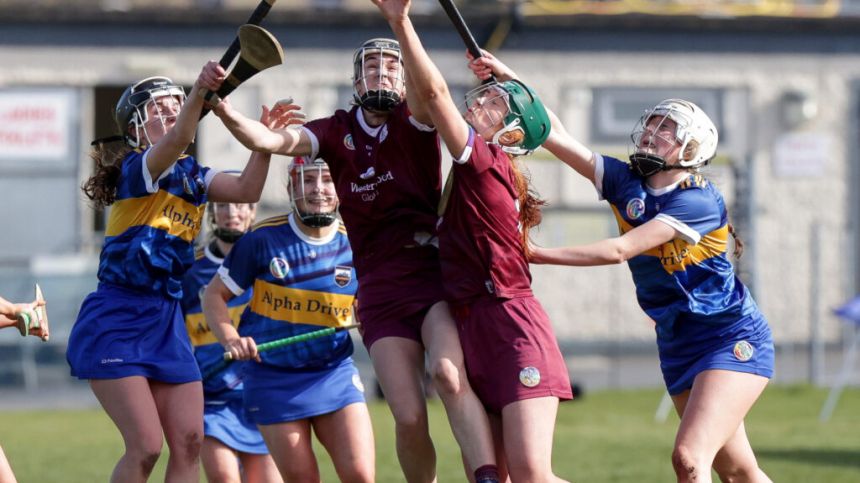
[543,108,596,183]
[213,98,312,157]
[374,0,470,157]
[146,61,223,181]
[530,218,676,266]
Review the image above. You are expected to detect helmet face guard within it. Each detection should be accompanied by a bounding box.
[629,99,718,177]
[209,202,255,243]
[352,38,404,113]
[463,80,550,156]
[115,76,186,148]
[288,157,338,228]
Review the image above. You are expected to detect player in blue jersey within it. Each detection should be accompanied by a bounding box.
[181,195,282,483]
[66,61,291,483]
[203,157,375,482]
[471,54,772,483]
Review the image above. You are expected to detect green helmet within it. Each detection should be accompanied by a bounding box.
[464,79,550,155]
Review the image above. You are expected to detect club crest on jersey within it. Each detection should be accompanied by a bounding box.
[334,265,352,287]
[519,366,541,387]
[359,166,376,179]
[733,340,754,362]
[344,134,355,150]
[626,198,645,220]
[269,257,290,279]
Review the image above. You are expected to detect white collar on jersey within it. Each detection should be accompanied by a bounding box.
[203,243,224,264]
[288,212,340,245]
[356,107,384,138]
[645,176,685,197]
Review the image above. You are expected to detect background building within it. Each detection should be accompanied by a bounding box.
[2,0,859,393]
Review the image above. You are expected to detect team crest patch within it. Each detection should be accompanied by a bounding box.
[334,265,352,287]
[733,340,754,362]
[626,198,645,220]
[269,257,289,279]
[519,366,541,388]
[344,134,355,150]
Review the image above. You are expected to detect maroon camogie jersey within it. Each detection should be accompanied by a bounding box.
[302,103,444,307]
[438,129,533,304]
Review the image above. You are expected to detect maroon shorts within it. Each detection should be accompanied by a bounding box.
[452,296,573,413]
[356,247,446,350]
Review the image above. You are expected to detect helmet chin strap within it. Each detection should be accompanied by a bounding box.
[629,153,688,177]
[212,227,245,244]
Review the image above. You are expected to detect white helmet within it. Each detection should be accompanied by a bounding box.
[629,99,718,177]
[288,157,338,228]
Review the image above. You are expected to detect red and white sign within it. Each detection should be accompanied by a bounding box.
[0,90,72,161]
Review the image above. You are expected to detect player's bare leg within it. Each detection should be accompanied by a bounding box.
[313,402,375,483]
[200,439,240,483]
[671,370,770,483]
[370,336,436,482]
[0,444,18,483]
[258,420,320,482]
[712,422,773,483]
[421,301,496,478]
[501,396,567,483]
[91,377,166,483]
[151,380,204,483]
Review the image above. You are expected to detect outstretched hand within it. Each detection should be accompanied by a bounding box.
[371,0,411,23]
[466,50,518,83]
[264,98,307,130]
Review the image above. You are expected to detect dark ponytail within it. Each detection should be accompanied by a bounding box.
[728,222,744,258]
[82,139,131,208]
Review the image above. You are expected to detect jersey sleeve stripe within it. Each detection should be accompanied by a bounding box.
[217,265,245,297]
[654,213,701,245]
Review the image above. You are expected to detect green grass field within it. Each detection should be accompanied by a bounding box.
[1,385,858,482]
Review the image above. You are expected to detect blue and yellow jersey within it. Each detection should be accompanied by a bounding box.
[218,213,357,370]
[99,147,215,299]
[181,244,252,397]
[595,155,758,340]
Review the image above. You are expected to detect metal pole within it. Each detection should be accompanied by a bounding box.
[810,222,823,385]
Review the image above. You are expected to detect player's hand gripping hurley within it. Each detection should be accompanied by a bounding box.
[203,324,360,379]
[199,0,282,117]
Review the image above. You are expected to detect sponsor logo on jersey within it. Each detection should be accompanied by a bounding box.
[344,134,355,150]
[626,198,645,220]
[359,166,376,179]
[269,257,290,279]
[334,266,352,287]
[733,340,754,362]
[519,366,541,387]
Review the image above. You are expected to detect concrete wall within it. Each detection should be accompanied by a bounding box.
[1,25,858,349]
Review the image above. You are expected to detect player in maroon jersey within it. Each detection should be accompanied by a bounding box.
[210,39,497,483]
[373,1,573,481]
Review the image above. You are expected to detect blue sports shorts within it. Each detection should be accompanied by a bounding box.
[204,396,268,454]
[66,283,200,383]
[243,358,366,426]
[659,312,774,395]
